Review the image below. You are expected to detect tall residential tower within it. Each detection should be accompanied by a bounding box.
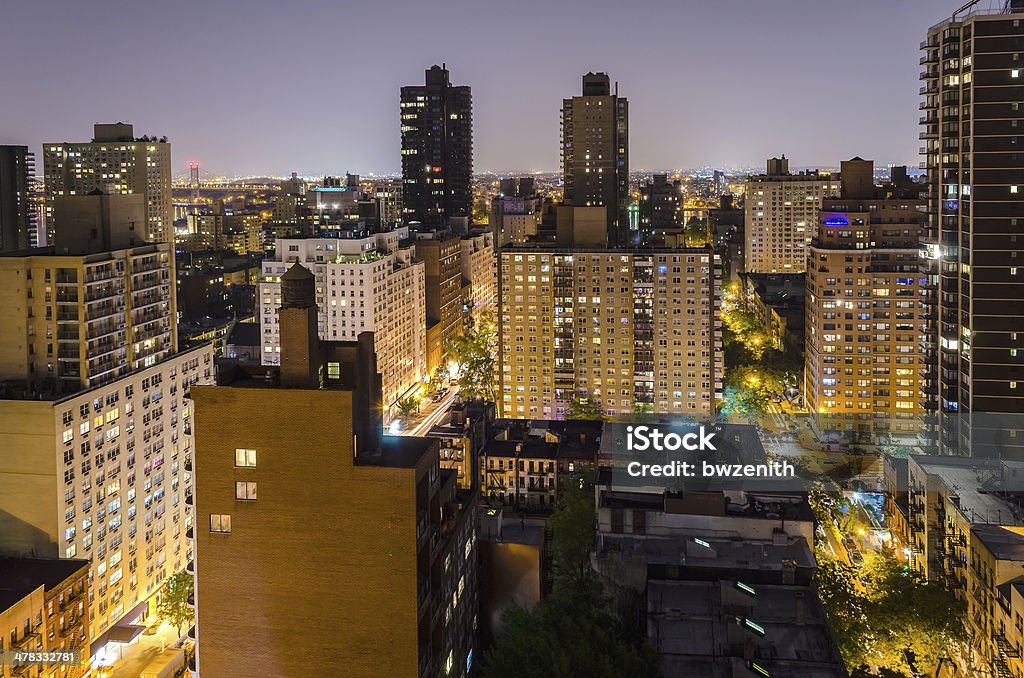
[43,124,172,246]
[0,145,38,251]
[400,65,473,228]
[561,73,629,246]
[920,1,1024,457]
[744,156,841,274]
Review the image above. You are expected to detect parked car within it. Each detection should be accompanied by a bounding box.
[849,550,865,566]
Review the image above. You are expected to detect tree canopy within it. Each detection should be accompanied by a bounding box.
[446,311,497,401]
[565,395,606,421]
[482,481,658,678]
[157,571,194,636]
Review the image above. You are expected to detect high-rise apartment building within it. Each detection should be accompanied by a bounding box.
[920,2,1024,457]
[497,246,722,419]
[489,195,541,247]
[460,229,496,318]
[561,73,629,245]
[259,227,426,417]
[804,159,927,445]
[191,270,477,678]
[744,156,841,274]
[400,65,473,228]
[0,188,210,655]
[0,145,38,251]
[638,174,682,238]
[0,342,213,653]
[0,243,176,395]
[416,230,464,373]
[43,124,172,246]
[362,177,405,227]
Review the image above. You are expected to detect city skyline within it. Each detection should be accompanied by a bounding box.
[0,0,977,176]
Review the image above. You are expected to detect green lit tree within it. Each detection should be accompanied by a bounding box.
[157,572,194,637]
[446,311,497,401]
[566,396,605,421]
[396,395,420,418]
[548,479,596,587]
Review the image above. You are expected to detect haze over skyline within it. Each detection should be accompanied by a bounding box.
[1,0,977,176]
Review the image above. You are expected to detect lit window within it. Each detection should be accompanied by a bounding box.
[235,448,256,467]
[235,482,257,501]
[210,514,231,533]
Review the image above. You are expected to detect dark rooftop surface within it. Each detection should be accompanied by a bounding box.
[227,322,261,347]
[973,525,1024,561]
[356,435,436,469]
[486,418,602,461]
[0,558,90,612]
[649,580,844,677]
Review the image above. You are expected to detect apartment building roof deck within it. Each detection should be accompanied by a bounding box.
[498,243,715,254]
[484,438,559,460]
[0,346,206,402]
[596,484,815,522]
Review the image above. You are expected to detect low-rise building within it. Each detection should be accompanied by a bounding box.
[480,419,601,511]
[0,558,91,678]
[428,400,495,490]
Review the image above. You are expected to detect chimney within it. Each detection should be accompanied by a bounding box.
[278,263,322,388]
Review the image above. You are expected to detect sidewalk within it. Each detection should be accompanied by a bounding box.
[98,618,186,678]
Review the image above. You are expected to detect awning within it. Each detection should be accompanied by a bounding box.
[89,598,150,657]
[90,623,145,656]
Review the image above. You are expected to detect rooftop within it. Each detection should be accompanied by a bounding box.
[913,456,1023,525]
[649,580,844,677]
[356,435,437,469]
[0,557,90,612]
[973,525,1024,561]
[601,533,817,572]
[226,322,261,348]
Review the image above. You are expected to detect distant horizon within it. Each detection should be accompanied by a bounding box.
[1,0,971,177]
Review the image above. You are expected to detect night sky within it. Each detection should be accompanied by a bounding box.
[1,0,980,176]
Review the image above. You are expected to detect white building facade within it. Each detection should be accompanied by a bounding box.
[260,228,427,415]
